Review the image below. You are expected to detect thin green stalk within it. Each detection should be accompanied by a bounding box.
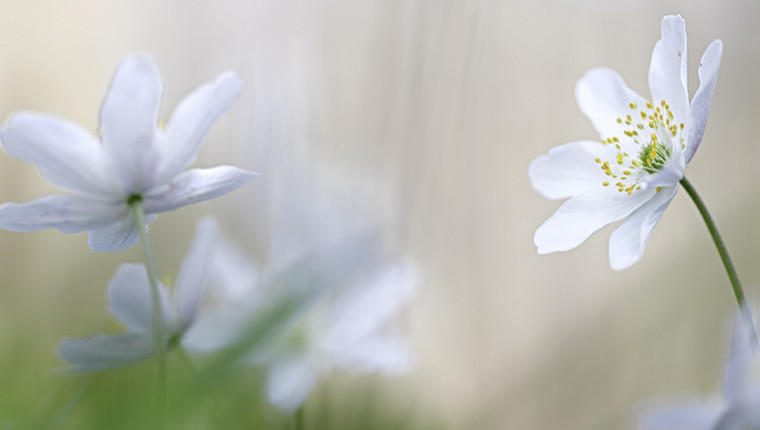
[680,176,758,346]
[176,347,228,426]
[130,200,167,415]
[295,406,305,430]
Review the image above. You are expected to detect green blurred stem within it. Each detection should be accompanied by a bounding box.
[130,200,167,411]
[680,177,758,345]
[177,347,227,425]
[296,406,304,430]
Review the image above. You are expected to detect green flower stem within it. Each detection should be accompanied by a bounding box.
[129,200,167,413]
[680,177,758,345]
[296,406,305,430]
[176,346,230,427]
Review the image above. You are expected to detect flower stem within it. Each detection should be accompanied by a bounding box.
[295,406,305,430]
[129,201,167,415]
[177,347,228,426]
[680,176,758,346]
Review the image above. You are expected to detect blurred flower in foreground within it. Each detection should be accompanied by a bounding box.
[637,311,760,430]
[189,227,419,413]
[259,257,419,412]
[59,217,224,370]
[529,15,722,270]
[0,54,257,252]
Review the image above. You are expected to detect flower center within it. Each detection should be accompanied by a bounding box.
[595,100,685,194]
[126,193,143,206]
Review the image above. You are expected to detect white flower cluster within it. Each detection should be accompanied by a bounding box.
[0,54,418,413]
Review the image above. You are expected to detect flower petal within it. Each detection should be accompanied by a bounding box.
[176,217,218,328]
[99,55,162,194]
[685,40,723,163]
[1,113,115,197]
[212,235,259,301]
[0,194,124,233]
[182,307,250,353]
[648,15,689,126]
[608,184,678,270]
[328,262,418,340]
[86,212,156,252]
[266,357,317,412]
[157,71,243,185]
[534,186,656,254]
[575,67,648,140]
[58,332,154,372]
[323,334,411,372]
[142,166,258,214]
[723,310,755,404]
[637,400,724,430]
[529,140,617,200]
[108,263,174,333]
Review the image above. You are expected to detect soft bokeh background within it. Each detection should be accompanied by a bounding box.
[0,0,759,429]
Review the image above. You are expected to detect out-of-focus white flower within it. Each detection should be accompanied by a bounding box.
[180,224,420,413]
[59,217,223,371]
[637,311,760,430]
[529,15,722,270]
[259,258,419,412]
[0,54,257,252]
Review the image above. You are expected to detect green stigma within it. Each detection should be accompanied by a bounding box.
[638,141,670,174]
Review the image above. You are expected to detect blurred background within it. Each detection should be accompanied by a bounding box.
[0,0,759,429]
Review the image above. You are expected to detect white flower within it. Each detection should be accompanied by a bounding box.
[0,54,257,252]
[259,259,419,412]
[637,311,760,430]
[529,15,722,270]
[59,217,223,371]
[176,226,420,412]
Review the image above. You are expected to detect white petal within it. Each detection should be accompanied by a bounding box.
[86,212,156,252]
[212,235,259,301]
[648,15,689,126]
[685,40,723,163]
[58,332,154,372]
[529,140,616,200]
[266,357,318,412]
[713,406,755,430]
[323,334,411,373]
[723,310,755,404]
[157,71,243,185]
[182,307,249,352]
[534,186,656,254]
[608,185,678,270]
[575,68,649,140]
[1,113,114,197]
[108,263,174,333]
[0,194,124,233]
[176,217,218,328]
[329,262,418,340]
[142,166,258,214]
[99,55,162,194]
[637,400,724,430]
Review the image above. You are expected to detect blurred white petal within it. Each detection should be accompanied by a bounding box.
[59,333,155,372]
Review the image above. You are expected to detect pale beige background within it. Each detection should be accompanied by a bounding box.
[0,1,758,429]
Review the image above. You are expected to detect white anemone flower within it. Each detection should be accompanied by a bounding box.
[529,15,722,270]
[637,311,760,430]
[59,217,222,371]
[0,54,257,252]
[259,259,419,412]
[177,226,420,412]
